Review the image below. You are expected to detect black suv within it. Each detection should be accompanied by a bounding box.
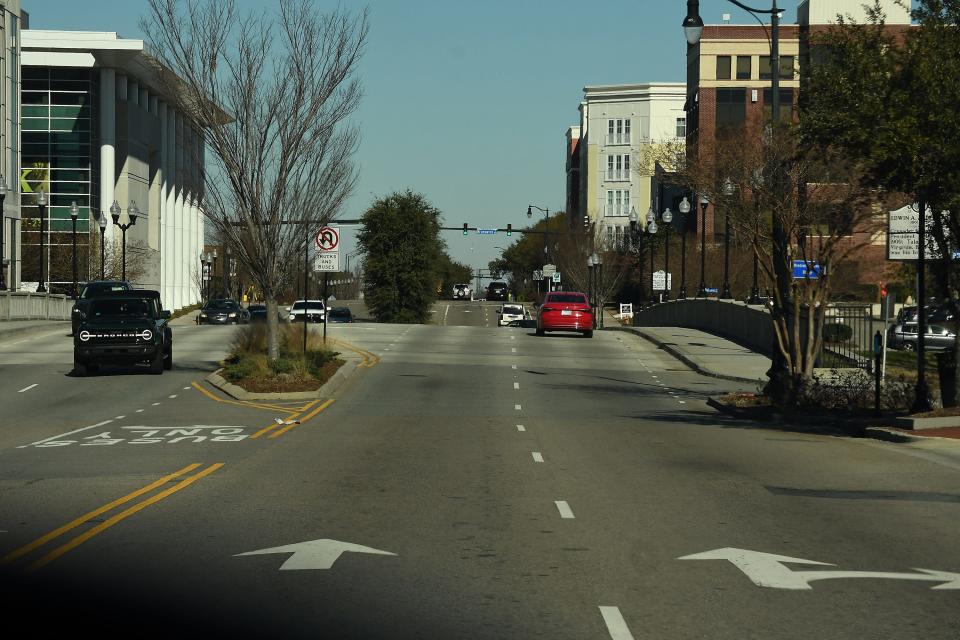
[73,290,172,376]
[71,280,132,335]
[487,281,509,301]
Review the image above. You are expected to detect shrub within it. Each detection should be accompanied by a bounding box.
[223,357,257,382]
[822,323,853,343]
[269,357,296,375]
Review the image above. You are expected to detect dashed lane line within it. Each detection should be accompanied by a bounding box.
[516,425,526,432]
[532,452,544,463]
[555,500,575,519]
[514,382,520,390]
[515,404,522,411]
[599,606,636,640]
[17,384,38,393]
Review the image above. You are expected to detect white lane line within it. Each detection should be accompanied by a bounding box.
[514,404,522,411]
[555,500,575,519]
[532,452,544,463]
[510,336,516,340]
[183,386,191,390]
[516,424,526,432]
[18,419,114,449]
[135,409,144,413]
[443,305,450,325]
[115,415,125,420]
[152,402,161,406]
[168,394,178,399]
[18,383,39,393]
[512,364,517,370]
[678,400,686,404]
[511,347,517,353]
[514,382,520,390]
[599,606,636,640]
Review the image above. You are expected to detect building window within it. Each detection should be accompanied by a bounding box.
[716,56,731,80]
[736,56,752,80]
[606,154,630,181]
[605,189,630,217]
[676,117,686,138]
[716,88,746,133]
[762,88,795,123]
[760,55,795,80]
[606,118,631,145]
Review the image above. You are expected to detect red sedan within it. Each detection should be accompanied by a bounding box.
[536,291,594,338]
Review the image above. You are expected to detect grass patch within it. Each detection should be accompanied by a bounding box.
[170,303,201,320]
[221,323,344,393]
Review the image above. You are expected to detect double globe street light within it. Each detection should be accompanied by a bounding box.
[110,200,139,282]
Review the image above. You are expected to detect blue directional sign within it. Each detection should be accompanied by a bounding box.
[477,229,497,235]
[792,260,823,279]
[705,287,719,294]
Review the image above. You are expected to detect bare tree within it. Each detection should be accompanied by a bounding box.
[554,224,630,313]
[142,0,368,359]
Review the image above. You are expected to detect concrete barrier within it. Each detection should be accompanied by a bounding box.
[0,291,73,321]
[634,299,775,356]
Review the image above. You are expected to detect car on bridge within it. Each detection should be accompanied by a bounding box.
[71,280,132,335]
[487,281,509,301]
[73,290,172,376]
[536,291,593,338]
[452,283,472,300]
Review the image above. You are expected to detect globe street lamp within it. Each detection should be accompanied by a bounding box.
[677,196,692,299]
[587,253,595,310]
[0,176,7,291]
[628,207,645,303]
[69,201,80,298]
[697,194,709,297]
[37,189,48,293]
[96,210,108,280]
[720,177,736,299]
[111,200,138,282]
[662,207,673,301]
[592,251,603,328]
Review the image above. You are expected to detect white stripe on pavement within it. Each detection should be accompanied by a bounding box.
[18,419,114,448]
[515,404,522,411]
[532,452,544,463]
[514,382,520,390]
[516,425,526,432]
[599,606,636,640]
[17,384,38,393]
[555,500,575,519]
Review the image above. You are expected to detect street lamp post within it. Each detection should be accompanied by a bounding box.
[721,178,736,299]
[697,194,709,297]
[678,196,691,299]
[593,251,603,328]
[662,208,673,301]
[587,254,595,310]
[0,176,7,291]
[37,190,48,293]
[110,200,138,282]
[70,201,79,298]
[629,207,644,304]
[223,247,231,299]
[97,211,107,280]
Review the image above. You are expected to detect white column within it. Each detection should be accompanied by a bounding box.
[159,101,169,308]
[166,107,178,309]
[175,113,186,310]
[99,68,116,246]
[190,126,201,304]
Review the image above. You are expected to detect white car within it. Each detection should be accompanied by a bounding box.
[287,299,326,323]
[452,283,472,300]
[498,304,526,327]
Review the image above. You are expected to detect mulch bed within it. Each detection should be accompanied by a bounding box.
[890,425,960,439]
[229,360,342,393]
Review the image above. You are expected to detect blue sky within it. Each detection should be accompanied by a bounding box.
[23,0,828,271]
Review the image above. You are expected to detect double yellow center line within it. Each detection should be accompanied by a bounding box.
[1,462,223,572]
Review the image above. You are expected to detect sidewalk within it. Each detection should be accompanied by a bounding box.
[0,319,71,342]
[170,309,200,326]
[606,324,771,385]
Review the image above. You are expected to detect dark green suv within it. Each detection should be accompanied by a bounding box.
[73,290,172,376]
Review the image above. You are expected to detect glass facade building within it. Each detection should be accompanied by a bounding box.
[20,66,99,292]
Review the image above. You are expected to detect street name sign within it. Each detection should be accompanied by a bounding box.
[679,547,960,590]
[791,260,823,280]
[477,228,497,235]
[236,538,396,571]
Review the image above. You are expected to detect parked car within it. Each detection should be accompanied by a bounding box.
[73,290,172,376]
[327,307,354,323]
[198,299,249,325]
[887,323,956,351]
[288,299,326,323]
[452,283,472,300]
[247,304,268,323]
[487,281,509,301]
[536,291,593,338]
[71,280,132,335]
[498,304,526,327]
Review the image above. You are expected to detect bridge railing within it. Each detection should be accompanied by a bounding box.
[0,292,73,321]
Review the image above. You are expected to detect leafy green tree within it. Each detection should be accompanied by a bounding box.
[358,191,445,323]
[494,212,567,300]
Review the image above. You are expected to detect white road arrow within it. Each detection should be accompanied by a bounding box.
[679,547,960,590]
[235,538,396,571]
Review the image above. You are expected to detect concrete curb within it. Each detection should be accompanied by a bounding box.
[205,358,359,401]
[0,321,72,343]
[894,415,960,430]
[604,326,764,385]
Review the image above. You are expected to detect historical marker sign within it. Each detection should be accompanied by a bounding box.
[887,205,945,260]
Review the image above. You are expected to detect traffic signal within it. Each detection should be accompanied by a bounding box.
[463,223,468,236]
[506,223,512,236]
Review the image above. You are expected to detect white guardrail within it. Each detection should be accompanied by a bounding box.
[0,292,73,321]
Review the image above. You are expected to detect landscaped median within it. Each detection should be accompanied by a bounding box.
[206,324,362,401]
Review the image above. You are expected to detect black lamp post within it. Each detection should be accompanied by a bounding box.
[587,254,595,309]
[662,208,673,300]
[96,211,107,280]
[594,251,603,328]
[0,176,7,291]
[111,200,138,282]
[678,196,691,299]
[721,178,736,299]
[223,247,230,298]
[37,189,48,293]
[70,201,79,298]
[697,194,709,297]
[629,207,644,303]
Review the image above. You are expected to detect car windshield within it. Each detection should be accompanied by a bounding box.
[292,301,324,310]
[81,283,128,299]
[206,300,238,310]
[503,306,523,315]
[547,294,588,304]
[330,308,351,316]
[89,298,151,318]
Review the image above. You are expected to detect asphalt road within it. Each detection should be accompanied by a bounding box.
[2,300,959,639]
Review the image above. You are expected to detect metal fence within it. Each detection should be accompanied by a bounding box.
[0,292,73,321]
[819,303,874,370]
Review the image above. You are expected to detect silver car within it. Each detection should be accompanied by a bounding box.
[887,323,956,351]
